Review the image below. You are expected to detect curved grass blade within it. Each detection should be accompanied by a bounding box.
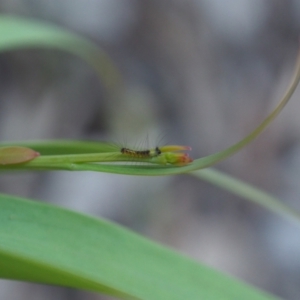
[193,168,300,225]
[0,15,121,91]
[0,140,119,155]
[0,193,278,300]
[0,49,299,175]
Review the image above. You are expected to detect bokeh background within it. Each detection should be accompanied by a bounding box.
[0,1,300,299]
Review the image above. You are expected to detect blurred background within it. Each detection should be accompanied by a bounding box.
[0,0,300,299]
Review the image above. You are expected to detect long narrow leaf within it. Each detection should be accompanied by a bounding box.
[0,194,278,300]
[192,168,300,225]
[0,15,121,90]
[0,48,299,175]
[0,18,298,175]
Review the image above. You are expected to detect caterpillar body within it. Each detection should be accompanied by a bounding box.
[120,146,161,158]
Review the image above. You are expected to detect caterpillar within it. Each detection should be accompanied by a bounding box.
[120,146,161,158]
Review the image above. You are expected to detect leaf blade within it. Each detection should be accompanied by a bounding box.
[0,194,277,300]
[0,15,121,91]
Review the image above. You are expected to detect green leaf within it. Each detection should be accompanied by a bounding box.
[0,194,277,300]
[0,49,299,175]
[0,16,298,176]
[0,140,119,155]
[192,168,300,225]
[0,15,121,91]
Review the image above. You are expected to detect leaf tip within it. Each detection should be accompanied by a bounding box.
[0,146,40,165]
